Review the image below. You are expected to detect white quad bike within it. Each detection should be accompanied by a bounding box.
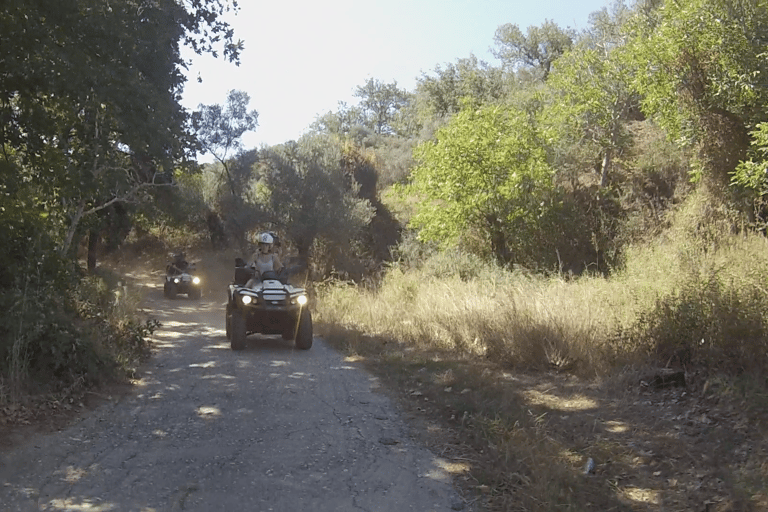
[225,261,312,351]
[164,262,202,300]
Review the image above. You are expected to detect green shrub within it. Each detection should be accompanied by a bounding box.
[0,265,159,397]
[620,264,768,373]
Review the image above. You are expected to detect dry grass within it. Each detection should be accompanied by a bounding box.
[315,222,768,510]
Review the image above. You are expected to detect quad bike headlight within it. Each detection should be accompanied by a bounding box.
[241,294,252,305]
[173,278,180,284]
[296,295,308,306]
[192,277,201,285]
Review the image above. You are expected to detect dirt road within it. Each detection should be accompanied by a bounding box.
[0,278,466,511]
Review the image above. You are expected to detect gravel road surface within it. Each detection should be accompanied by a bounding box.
[0,280,466,512]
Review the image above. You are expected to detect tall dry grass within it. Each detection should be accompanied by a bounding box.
[314,195,768,510]
[316,203,768,377]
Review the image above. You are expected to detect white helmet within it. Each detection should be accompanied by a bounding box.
[258,232,274,244]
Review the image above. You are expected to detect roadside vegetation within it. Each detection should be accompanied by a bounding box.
[318,222,768,381]
[315,196,768,510]
[3,0,768,509]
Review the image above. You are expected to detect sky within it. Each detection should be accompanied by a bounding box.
[180,0,612,157]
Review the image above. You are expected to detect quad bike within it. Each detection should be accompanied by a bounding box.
[164,261,202,300]
[225,260,312,351]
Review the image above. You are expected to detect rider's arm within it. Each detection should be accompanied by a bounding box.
[273,254,283,272]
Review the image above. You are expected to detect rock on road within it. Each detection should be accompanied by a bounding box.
[0,279,466,512]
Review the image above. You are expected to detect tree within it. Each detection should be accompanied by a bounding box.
[626,0,768,190]
[586,0,633,49]
[0,0,243,259]
[253,135,375,266]
[415,54,506,119]
[545,2,637,187]
[0,0,242,388]
[192,90,259,195]
[310,101,365,135]
[493,20,575,80]
[354,78,409,135]
[407,103,554,265]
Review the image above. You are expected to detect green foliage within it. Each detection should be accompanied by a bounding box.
[732,123,768,194]
[620,264,768,373]
[253,135,375,265]
[545,38,636,186]
[415,54,506,119]
[319,201,768,380]
[370,136,417,189]
[493,19,575,80]
[310,100,366,136]
[614,120,693,245]
[353,78,410,135]
[406,102,554,266]
[626,0,768,185]
[192,90,259,196]
[0,0,234,393]
[0,259,158,392]
[1,0,241,255]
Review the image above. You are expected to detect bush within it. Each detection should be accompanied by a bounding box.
[616,232,768,373]
[0,264,159,398]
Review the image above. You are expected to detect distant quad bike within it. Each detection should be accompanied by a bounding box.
[226,260,312,351]
[164,261,202,300]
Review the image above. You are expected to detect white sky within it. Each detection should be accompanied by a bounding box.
[180,0,611,156]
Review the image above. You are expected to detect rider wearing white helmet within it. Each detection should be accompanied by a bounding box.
[246,232,283,286]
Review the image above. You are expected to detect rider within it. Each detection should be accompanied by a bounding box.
[245,232,283,286]
[268,232,282,259]
[168,252,188,275]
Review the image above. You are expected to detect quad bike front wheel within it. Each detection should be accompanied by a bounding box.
[189,286,202,300]
[294,308,313,350]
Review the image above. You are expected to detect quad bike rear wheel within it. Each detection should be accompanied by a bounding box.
[281,322,295,340]
[225,304,233,340]
[230,310,246,351]
[166,282,177,299]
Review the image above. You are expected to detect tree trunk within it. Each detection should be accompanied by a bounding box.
[599,147,612,188]
[487,215,511,265]
[87,229,100,272]
[60,201,86,257]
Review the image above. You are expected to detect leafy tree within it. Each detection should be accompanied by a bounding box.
[192,89,259,196]
[415,54,506,119]
[0,0,242,386]
[493,19,575,80]
[585,0,633,49]
[626,0,768,189]
[1,0,243,259]
[545,5,637,187]
[354,78,410,135]
[407,102,554,265]
[310,101,366,135]
[253,135,375,266]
